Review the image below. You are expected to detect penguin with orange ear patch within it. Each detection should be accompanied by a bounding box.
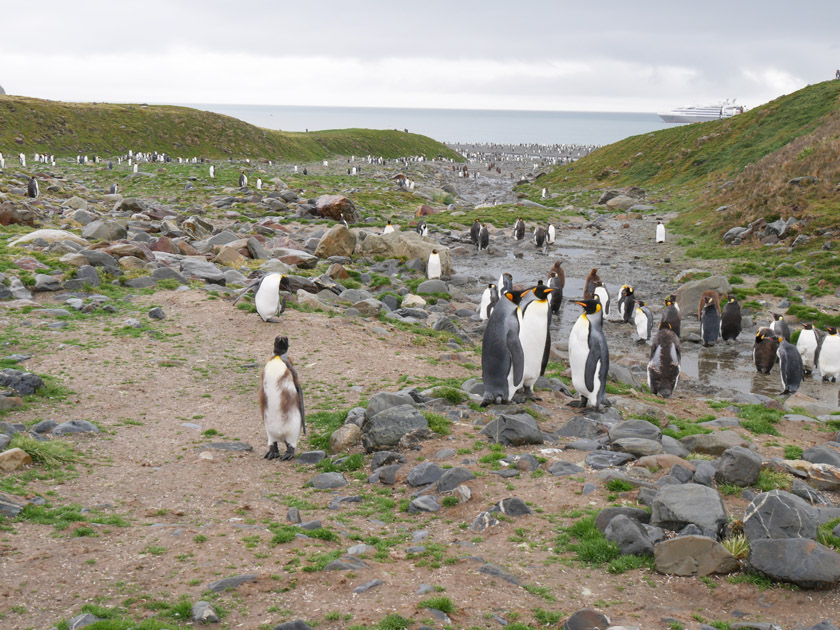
[261,336,305,461]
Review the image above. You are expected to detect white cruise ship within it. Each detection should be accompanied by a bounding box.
[658,99,745,124]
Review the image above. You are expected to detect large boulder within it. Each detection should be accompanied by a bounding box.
[715,445,762,486]
[9,229,88,247]
[82,219,127,241]
[0,201,38,226]
[654,535,739,577]
[361,404,428,452]
[675,276,731,318]
[604,514,654,556]
[680,430,747,456]
[746,538,840,589]
[315,195,361,223]
[608,419,662,442]
[314,225,357,258]
[650,483,727,534]
[359,231,452,276]
[743,490,817,542]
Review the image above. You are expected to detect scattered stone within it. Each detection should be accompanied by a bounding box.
[492,497,533,516]
[362,404,428,452]
[437,467,475,492]
[409,496,440,513]
[406,462,444,486]
[549,460,584,476]
[206,574,258,593]
[562,609,611,630]
[480,413,544,446]
[470,511,499,532]
[604,514,654,556]
[323,555,368,571]
[0,448,32,472]
[306,472,348,489]
[743,490,817,541]
[584,451,635,469]
[594,507,651,533]
[680,430,747,456]
[746,538,840,588]
[329,424,361,453]
[191,601,221,623]
[715,446,763,486]
[0,368,44,396]
[608,419,661,442]
[654,535,739,576]
[273,621,312,630]
[650,483,727,534]
[353,578,383,593]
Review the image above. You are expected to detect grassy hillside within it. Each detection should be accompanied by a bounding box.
[529,80,840,234]
[0,96,461,161]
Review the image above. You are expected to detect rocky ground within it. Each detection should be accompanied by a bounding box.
[1,152,840,630]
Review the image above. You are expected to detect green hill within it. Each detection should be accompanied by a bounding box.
[531,80,840,235]
[0,96,461,161]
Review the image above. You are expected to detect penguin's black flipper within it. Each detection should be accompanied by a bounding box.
[506,327,525,390]
[231,277,262,306]
[278,295,288,315]
[288,361,306,435]
[539,326,551,377]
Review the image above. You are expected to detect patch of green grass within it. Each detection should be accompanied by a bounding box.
[755,468,791,492]
[9,433,78,467]
[522,584,555,602]
[532,608,563,625]
[783,445,803,459]
[441,496,459,508]
[817,517,840,552]
[608,554,654,574]
[605,478,634,492]
[727,572,798,591]
[18,503,130,531]
[435,386,467,405]
[718,484,742,496]
[721,533,750,559]
[418,596,454,614]
[306,408,350,451]
[423,411,452,436]
[738,404,783,436]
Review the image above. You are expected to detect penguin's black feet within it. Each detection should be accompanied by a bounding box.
[279,443,296,461]
[264,442,280,460]
[567,398,586,408]
[266,317,282,323]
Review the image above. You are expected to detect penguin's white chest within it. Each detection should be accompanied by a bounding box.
[797,330,818,368]
[594,286,609,315]
[820,337,840,377]
[656,224,665,242]
[478,289,492,320]
[569,317,594,396]
[635,309,649,339]
[427,254,441,279]
[519,301,549,386]
[262,358,302,446]
[255,275,284,320]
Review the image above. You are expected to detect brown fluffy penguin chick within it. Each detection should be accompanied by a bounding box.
[697,290,720,321]
[260,336,306,461]
[583,268,601,300]
[753,327,780,374]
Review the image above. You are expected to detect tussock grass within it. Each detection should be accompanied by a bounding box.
[9,433,77,467]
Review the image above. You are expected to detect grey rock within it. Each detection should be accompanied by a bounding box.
[191,601,221,623]
[549,460,584,476]
[372,463,402,485]
[416,279,448,294]
[605,514,654,556]
[651,483,727,534]
[692,460,717,486]
[195,442,253,452]
[68,613,101,629]
[82,219,127,241]
[680,430,747,456]
[491,497,533,517]
[584,451,635,469]
[480,413,543,446]
[746,538,840,588]
[478,562,520,585]
[323,555,368,571]
[803,445,840,468]
[0,491,27,517]
[594,506,651,533]
[715,445,763,486]
[287,507,301,523]
[661,435,689,458]
[296,450,326,465]
[470,510,499,532]
[362,404,428,452]
[791,479,832,506]
[181,257,225,284]
[151,266,189,284]
[53,419,100,435]
[675,276,731,317]
[743,489,817,541]
[409,495,441,513]
[556,415,607,439]
[0,369,44,396]
[561,609,611,630]
[371,450,404,469]
[406,462,444,486]
[654,535,739,576]
[306,472,348,489]
[612,437,664,457]
[33,273,62,292]
[437,466,475,492]
[273,621,313,630]
[148,307,165,320]
[353,578,383,593]
[365,391,415,418]
[207,574,258,592]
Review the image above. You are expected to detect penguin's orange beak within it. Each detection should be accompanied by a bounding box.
[574,301,587,308]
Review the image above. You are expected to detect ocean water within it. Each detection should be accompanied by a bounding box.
[175,103,680,146]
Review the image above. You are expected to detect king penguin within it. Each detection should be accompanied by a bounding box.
[656,220,665,243]
[546,224,556,245]
[478,283,499,321]
[753,328,780,374]
[383,220,395,234]
[248,273,291,322]
[720,295,742,342]
[548,270,563,316]
[481,291,525,406]
[534,226,546,250]
[478,224,490,251]
[27,176,39,199]
[513,218,525,241]
[818,326,840,382]
[498,272,514,295]
[569,298,610,410]
[796,323,819,374]
[416,220,428,237]
[209,165,215,179]
[647,322,681,398]
[239,172,248,188]
[518,285,554,399]
[470,218,481,246]
[770,313,792,342]
[700,295,721,346]
[635,300,653,343]
[261,335,305,461]
[661,295,682,337]
[593,281,610,316]
[619,286,635,324]
[109,183,118,195]
[427,249,442,279]
[776,337,804,394]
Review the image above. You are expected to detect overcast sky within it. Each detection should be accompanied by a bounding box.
[2,0,838,112]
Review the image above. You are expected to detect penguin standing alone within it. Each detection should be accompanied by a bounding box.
[753,328,780,374]
[656,220,665,243]
[796,323,820,374]
[568,298,610,410]
[27,177,39,199]
[427,249,442,279]
[776,337,804,394]
[232,273,292,322]
[260,335,305,461]
[647,322,681,398]
[481,291,525,406]
[416,220,428,237]
[239,172,248,188]
[818,327,840,382]
[518,285,554,399]
[383,220,395,234]
[700,296,721,347]
[635,300,653,343]
[720,296,742,342]
[209,165,215,179]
